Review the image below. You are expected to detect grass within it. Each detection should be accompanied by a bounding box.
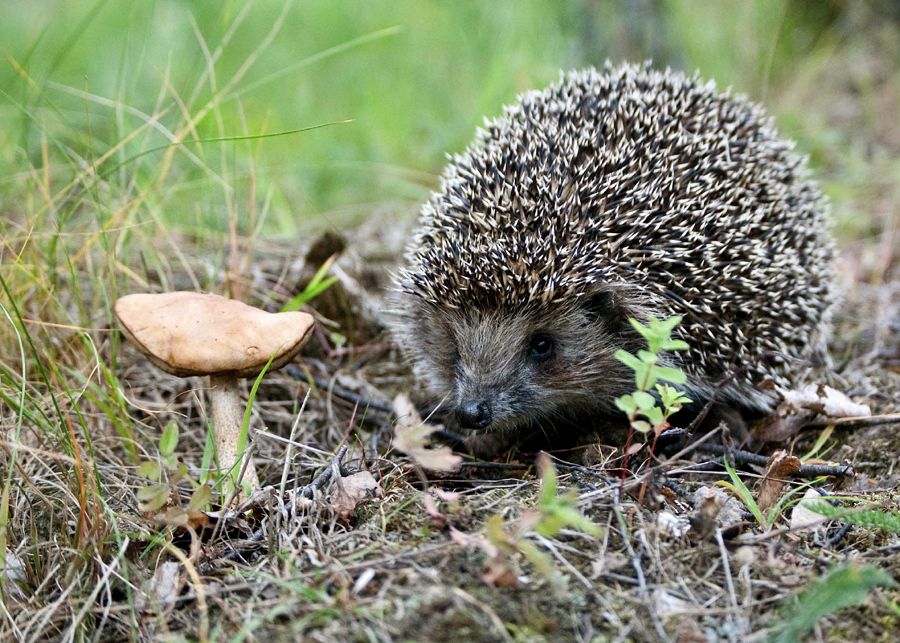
[2,0,900,640]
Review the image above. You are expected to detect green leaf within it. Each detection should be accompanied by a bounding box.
[162,453,178,471]
[136,461,161,481]
[768,564,896,643]
[281,255,338,311]
[719,460,764,526]
[808,503,900,533]
[188,484,212,512]
[614,394,637,416]
[649,365,687,385]
[234,350,281,485]
[632,390,656,411]
[614,349,642,371]
[630,315,684,353]
[136,483,170,513]
[661,339,689,351]
[160,421,179,456]
[628,317,652,342]
[631,420,652,433]
[656,384,692,409]
[537,454,558,505]
[640,406,665,427]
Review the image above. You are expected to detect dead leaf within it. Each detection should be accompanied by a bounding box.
[158,506,211,531]
[657,510,691,538]
[780,383,871,417]
[449,527,499,558]
[482,557,520,588]
[757,384,872,442]
[330,471,383,520]
[149,561,183,612]
[392,393,462,472]
[757,450,801,517]
[422,493,442,519]
[790,488,829,534]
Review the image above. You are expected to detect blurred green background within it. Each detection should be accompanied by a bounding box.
[1,0,898,243]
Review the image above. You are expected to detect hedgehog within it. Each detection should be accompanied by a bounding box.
[394,62,834,448]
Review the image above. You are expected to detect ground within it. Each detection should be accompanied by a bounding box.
[4,223,900,642]
[3,3,900,642]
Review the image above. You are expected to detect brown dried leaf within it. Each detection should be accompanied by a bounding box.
[422,493,442,519]
[781,383,872,418]
[757,384,873,443]
[330,471,383,520]
[392,393,462,472]
[756,450,801,517]
[482,557,520,588]
[161,506,189,526]
[137,483,171,513]
[149,561,183,612]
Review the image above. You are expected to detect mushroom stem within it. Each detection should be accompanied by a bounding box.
[208,374,260,491]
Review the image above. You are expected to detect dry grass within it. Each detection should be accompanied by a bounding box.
[3,3,900,642]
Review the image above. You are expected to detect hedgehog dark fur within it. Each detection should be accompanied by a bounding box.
[395,62,835,439]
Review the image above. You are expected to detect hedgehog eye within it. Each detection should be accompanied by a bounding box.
[528,334,554,361]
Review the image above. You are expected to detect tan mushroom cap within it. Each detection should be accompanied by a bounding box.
[115,292,315,378]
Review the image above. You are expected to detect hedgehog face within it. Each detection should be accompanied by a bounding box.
[400,290,639,434]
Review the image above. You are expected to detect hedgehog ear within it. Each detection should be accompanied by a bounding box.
[581,290,619,324]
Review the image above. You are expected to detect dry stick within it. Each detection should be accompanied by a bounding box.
[809,412,900,427]
[223,445,350,559]
[209,442,258,544]
[60,537,129,643]
[715,529,740,631]
[676,443,853,478]
[163,543,210,643]
[450,588,515,643]
[276,390,312,535]
[612,498,671,643]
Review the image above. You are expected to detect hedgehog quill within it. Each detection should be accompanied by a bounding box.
[395,63,834,451]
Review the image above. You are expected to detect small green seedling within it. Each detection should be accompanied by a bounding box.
[483,454,600,592]
[136,421,212,527]
[767,564,896,643]
[614,315,692,440]
[280,255,339,312]
[718,459,816,530]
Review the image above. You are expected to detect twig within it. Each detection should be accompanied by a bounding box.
[807,412,900,428]
[222,445,349,559]
[450,588,515,643]
[669,442,853,478]
[284,366,394,414]
[612,497,671,642]
[458,461,531,471]
[715,529,739,630]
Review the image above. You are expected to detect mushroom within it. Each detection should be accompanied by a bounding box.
[115,292,315,491]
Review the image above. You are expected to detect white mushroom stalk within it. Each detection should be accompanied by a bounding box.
[115,292,315,493]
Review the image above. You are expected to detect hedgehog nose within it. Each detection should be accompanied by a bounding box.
[456,400,493,430]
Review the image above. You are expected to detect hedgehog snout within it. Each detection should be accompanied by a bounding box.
[455,399,493,430]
